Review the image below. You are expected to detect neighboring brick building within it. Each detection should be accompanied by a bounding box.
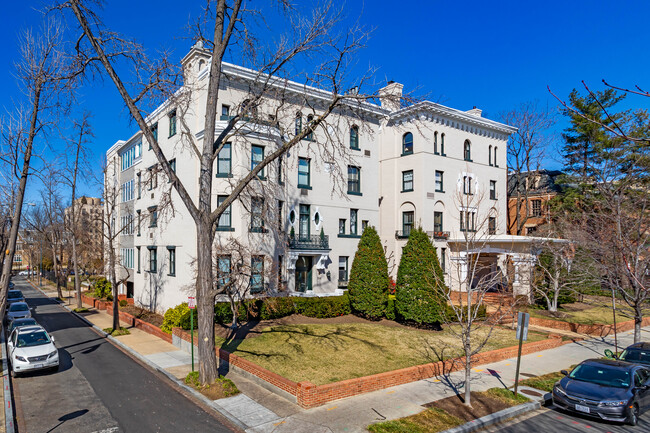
[507,170,564,236]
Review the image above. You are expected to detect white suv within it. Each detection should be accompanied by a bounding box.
[8,325,59,376]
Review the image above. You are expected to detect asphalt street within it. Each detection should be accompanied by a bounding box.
[10,277,237,433]
[495,404,650,432]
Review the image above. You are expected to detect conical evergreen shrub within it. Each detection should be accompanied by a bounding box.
[395,227,445,324]
[347,226,389,319]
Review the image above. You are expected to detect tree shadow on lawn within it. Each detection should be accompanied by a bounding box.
[217,322,383,376]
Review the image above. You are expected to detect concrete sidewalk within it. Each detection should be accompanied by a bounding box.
[32,279,647,433]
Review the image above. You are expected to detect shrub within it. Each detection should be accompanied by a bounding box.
[294,294,350,318]
[385,295,396,320]
[260,297,295,320]
[347,226,390,319]
[395,227,445,325]
[119,299,128,307]
[214,300,262,324]
[161,303,197,333]
[106,294,113,302]
[93,277,112,299]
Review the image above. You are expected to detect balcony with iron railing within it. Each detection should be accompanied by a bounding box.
[288,234,330,250]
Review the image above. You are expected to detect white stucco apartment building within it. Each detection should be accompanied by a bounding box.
[106,44,538,314]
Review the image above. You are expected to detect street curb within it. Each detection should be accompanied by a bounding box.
[439,401,541,433]
[1,328,16,433]
[27,282,248,432]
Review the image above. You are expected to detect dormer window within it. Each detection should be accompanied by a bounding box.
[350,125,359,150]
[464,140,472,161]
[402,132,413,155]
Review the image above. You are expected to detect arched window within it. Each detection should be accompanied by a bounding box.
[402,132,413,155]
[434,132,438,154]
[440,133,445,155]
[464,140,472,161]
[198,59,205,71]
[295,112,302,135]
[488,145,492,166]
[494,147,498,167]
[305,114,314,141]
[350,125,359,150]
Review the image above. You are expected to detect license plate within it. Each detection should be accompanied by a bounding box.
[575,404,590,413]
[33,364,43,369]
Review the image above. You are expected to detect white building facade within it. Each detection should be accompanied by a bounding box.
[106,45,537,314]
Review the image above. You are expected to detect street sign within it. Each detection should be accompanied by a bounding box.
[188,296,196,309]
[516,312,529,341]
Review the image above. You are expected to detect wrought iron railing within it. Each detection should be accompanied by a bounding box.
[288,234,329,250]
[428,231,450,240]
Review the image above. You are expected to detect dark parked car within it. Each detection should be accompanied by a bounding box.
[619,343,650,366]
[8,318,38,334]
[7,290,25,305]
[552,359,650,425]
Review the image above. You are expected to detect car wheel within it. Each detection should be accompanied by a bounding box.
[10,369,18,378]
[627,403,639,426]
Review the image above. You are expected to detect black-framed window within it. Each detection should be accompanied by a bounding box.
[350,126,359,150]
[434,211,443,232]
[167,247,176,276]
[402,211,414,237]
[295,112,302,135]
[250,256,264,293]
[434,131,439,154]
[136,246,141,273]
[435,170,444,192]
[348,166,361,195]
[489,145,493,166]
[488,217,496,235]
[277,155,284,184]
[463,176,473,195]
[460,211,476,232]
[490,180,497,200]
[402,170,413,192]
[137,172,142,199]
[402,132,413,155]
[222,105,230,117]
[148,246,157,273]
[362,220,369,232]
[216,195,232,229]
[168,110,177,137]
[168,159,176,182]
[299,204,310,239]
[350,209,358,235]
[251,145,264,178]
[339,256,349,282]
[217,143,231,177]
[440,133,446,155]
[298,157,310,188]
[151,123,158,146]
[136,210,141,236]
[305,115,314,141]
[149,206,158,227]
[339,219,346,235]
[440,247,446,273]
[531,199,542,217]
[277,200,284,231]
[464,140,472,161]
[494,147,498,167]
[251,197,265,232]
[217,255,231,290]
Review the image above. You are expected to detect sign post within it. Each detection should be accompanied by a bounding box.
[188,296,196,372]
[513,311,529,397]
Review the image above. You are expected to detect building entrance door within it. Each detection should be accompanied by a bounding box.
[295,256,312,292]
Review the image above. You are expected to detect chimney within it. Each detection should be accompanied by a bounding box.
[379,81,403,112]
[466,106,482,117]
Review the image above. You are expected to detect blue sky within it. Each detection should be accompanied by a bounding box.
[2,0,649,199]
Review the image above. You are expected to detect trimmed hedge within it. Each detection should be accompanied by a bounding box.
[294,293,351,318]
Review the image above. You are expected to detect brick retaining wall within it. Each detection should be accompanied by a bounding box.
[528,316,650,336]
[172,327,570,408]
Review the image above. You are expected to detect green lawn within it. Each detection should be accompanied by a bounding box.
[518,366,576,392]
[216,323,547,385]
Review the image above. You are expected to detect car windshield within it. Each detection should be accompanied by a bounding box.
[16,331,50,347]
[8,291,22,299]
[569,364,631,388]
[621,349,650,365]
[10,319,37,331]
[9,304,28,312]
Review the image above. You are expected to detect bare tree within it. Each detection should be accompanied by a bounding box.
[58,0,404,384]
[500,102,555,235]
[0,18,76,316]
[433,172,511,407]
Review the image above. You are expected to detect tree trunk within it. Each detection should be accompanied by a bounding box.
[464,352,472,407]
[50,242,63,299]
[229,297,238,329]
[635,305,642,344]
[197,221,218,383]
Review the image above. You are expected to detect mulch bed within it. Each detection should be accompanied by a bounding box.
[424,392,511,422]
[119,304,164,328]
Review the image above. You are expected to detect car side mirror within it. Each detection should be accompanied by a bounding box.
[561,370,569,376]
[50,336,55,343]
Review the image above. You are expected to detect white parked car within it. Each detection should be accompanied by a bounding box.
[5,302,32,323]
[18,271,28,276]
[8,325,58,376]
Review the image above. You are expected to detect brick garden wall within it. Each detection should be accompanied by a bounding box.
[528,316,650,337]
